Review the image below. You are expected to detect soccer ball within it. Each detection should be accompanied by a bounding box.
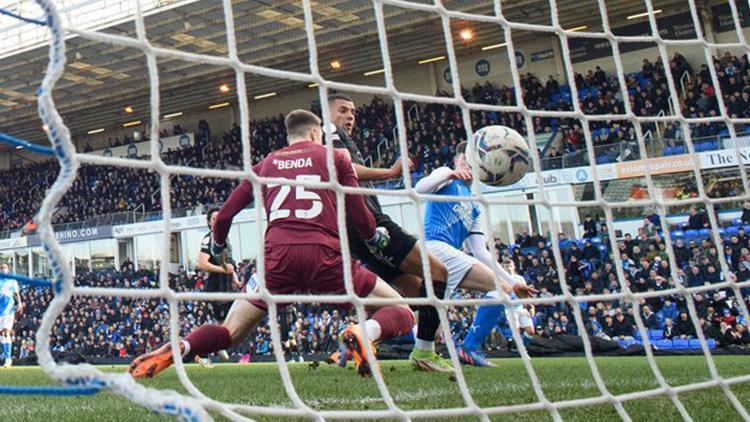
[466,125,531,186]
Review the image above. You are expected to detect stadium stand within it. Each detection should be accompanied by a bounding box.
[2,52,749,235]
[3,51,750,361]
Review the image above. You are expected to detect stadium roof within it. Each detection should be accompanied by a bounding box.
[0,0,693,151]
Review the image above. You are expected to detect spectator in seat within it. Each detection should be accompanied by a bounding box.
[642,305,659,330]
[602,315,616,339]
[734,324,750,345]
[719,322,737,346]
[612,312,635,340]
[558,314,576,335]
[661,299,679,323]
[582,239,600,267]
[515,228,532,248]
[741,201,750,225]
[583,215,598,238]
[663,318,676,340]
[675,311,696,339]
[687,206,709,230]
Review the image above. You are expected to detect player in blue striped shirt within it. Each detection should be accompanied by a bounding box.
[414,142,535,368]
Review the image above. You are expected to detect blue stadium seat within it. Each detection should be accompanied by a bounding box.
[672,339,690,349]
[685,229,699,239]
[744,226,750,234]
[726,226,739,236]
[634,330,642,340]
[733,218,742,226]
[591,237,602,245]
[649,330,663,340]
[688,339,717,349]
[663,147,672,156]
[654,339,673,349]
[671,230,684,239]
[698,228,712,238]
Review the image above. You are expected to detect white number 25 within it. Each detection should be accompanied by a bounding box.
[268,175,323,222]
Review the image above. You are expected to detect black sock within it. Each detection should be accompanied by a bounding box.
[416,279,447,342]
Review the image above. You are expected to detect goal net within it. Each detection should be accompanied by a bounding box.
[3,0,750,420]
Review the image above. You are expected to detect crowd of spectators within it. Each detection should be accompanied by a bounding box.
[7,204,750,361]
[2,52,749,235]
[485,208,750,349]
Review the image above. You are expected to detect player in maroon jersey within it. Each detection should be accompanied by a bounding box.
[129,110,414,379]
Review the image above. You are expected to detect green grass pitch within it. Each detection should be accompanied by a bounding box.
[1,356,749,421]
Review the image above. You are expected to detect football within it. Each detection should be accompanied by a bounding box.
[466,125,531,186]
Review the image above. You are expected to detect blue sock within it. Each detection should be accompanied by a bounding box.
[462,292,504,351]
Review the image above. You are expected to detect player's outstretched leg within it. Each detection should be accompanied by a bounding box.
[339,278,414,378]
[458,290,502,368]
[129,300,266,379]
[390,248,453,373]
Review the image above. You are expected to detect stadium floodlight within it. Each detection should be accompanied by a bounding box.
[208,102,230,110]
[219,84,230,93]
[628,10,662,19]
[308,83,319,88]
[253,92,277,100]
[459,29,473,41]
[566,25,588,32]
[163,112,183,119]
[86,128,105,135]
[481,42,507,51]
[330,60,341,69]
[418,55,445,64]
[364,69,385,76]
[123,106,133,113]
[122,120,141,128]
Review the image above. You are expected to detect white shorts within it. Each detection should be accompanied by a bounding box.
[508,307,533,329]
[425,240,478,298]
[0,315,14,330]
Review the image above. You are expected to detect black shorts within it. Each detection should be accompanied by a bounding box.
[205,276,232,322]
[347,212,417,283]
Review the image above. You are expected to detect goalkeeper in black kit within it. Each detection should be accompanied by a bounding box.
[325,94,452,372]
[195,207,240,366]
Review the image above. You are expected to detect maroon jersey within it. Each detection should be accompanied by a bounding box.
[213,140,376,250]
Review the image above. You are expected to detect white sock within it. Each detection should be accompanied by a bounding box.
[414,339,435,352]
[181,340,191,357]
[364,320,382,342]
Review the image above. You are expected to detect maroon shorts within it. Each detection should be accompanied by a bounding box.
[249,243,377,312]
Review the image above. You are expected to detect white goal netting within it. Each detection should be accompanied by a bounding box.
[10,0,750,420]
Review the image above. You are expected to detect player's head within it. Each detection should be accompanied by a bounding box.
[285,110,322,144]
[454,141,468,171]
[327,93,355,134]
[206,207,220,229]
[0,263,8,274]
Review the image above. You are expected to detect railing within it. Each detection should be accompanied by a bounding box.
[406,104,420,126]
[679,70,692,99]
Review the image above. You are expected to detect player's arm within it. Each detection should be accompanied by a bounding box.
[196,249,233,274]
[351,161,410,181]
[466,219,536,297]
[414,166,468,194]
[213,179,254,247]
[336,152,377,238]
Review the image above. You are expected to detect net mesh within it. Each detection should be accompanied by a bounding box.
[18,0,750,420]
